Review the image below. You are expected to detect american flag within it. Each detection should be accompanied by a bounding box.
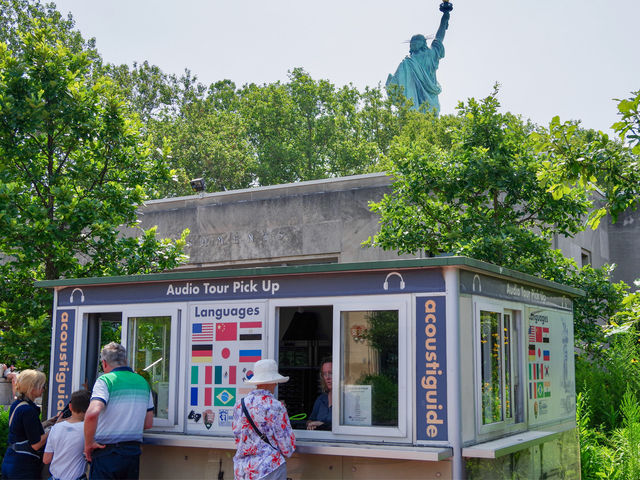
[528,326,536,343]
[192,323,214,342]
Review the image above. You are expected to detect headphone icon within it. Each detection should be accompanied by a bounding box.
[383,272,406,291]
[70,288,85,304]
[472,275,482,293]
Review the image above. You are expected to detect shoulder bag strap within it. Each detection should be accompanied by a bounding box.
[8,401,29,429]
[241,398,277,450]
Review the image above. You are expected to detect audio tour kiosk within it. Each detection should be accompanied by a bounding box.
[40,257,581,479]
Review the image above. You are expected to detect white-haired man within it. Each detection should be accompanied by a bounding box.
[84,342,154,479]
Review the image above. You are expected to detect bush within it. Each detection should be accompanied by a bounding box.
[0,405,8,464]
[358,373,398,426]
[576,332,640,431]
[576,330,640,479]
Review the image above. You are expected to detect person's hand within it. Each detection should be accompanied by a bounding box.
[42,411,63,429]
[84,441,105,462]
[54,410,65,424]
[306,421,324,430]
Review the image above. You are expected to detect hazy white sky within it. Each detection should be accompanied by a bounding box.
[52,0,639,133]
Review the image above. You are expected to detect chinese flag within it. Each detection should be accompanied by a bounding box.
[216,322,237,341]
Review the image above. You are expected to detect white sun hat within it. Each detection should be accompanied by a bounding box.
[244,359,289,385]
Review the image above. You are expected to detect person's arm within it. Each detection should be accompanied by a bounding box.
[21,407,48,451]
[30,432,48,451]
[435,10,450,43]
[273,403,296,457]
[143,389,154,430]
[83,399,106,462]
[306,395,324,430]
[42,452,53,465]
[144,410,154,430]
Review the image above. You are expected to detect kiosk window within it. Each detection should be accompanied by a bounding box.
[278,306,332,430]
[127,316,171,419]
[82,313,122,391]
[476,305,524,430]
[339,310,398,428]
[480,311,503,424]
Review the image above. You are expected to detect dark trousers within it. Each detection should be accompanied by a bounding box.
[1,448,42,479]
[89,443,141,480]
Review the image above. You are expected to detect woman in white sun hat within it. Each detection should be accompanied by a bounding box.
[232,359,295,480]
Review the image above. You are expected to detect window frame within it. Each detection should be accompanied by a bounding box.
[473,299,526,437]
[76,303,185,432]
[270,294,411,442]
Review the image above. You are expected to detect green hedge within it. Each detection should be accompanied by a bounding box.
[0,405,8,463]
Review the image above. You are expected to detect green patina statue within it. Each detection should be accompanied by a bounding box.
[386,2,452,115]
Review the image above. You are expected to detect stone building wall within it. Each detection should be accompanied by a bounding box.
[136,173,635,284]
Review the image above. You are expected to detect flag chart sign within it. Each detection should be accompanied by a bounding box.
[528,312,551,419]
[187,301,265,434]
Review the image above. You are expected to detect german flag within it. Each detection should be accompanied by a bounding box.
[192,344,213,363]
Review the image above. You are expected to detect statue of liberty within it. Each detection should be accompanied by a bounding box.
[386,2,452,115]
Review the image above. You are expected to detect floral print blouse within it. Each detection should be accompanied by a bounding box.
[232,389,296,479]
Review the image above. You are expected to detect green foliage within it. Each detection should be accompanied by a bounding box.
[577,392,617,480]
[535,91,640,226]
[612,388,640,480]
[578,384,640,480]
[112,66,402,195]
[613,90,640,155]
[0,314,50,369]
[237,68,397,186]
[568,265,629,354]
[366,89,591,274]
[357,373,397,425]
[0,405,8,464]
[606,280,640,336]
[0,0,187,372]
[576,333,640,432]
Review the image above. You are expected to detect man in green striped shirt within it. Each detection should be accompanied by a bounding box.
[84,342,154,479]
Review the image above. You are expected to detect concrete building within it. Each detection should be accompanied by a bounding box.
[136,172,632,283]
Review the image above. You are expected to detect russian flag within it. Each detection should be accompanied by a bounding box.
[239,349,261,363]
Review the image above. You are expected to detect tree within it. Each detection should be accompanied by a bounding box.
[535,91,640,228]
[126,67,401,195]
[238,68,395,186]
[365,90,634,353]
[366,90,591,277]
[0,0,188,368]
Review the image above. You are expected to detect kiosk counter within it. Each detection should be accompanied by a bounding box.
[39,257,581,479]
